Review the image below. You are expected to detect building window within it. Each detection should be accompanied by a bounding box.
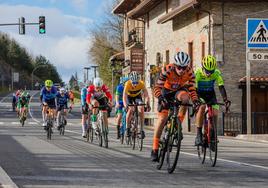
[166,50,170,64]
[201,42,205,59]
[166,0,169,13]
[188,42,193,67]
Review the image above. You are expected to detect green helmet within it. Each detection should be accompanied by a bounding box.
[202,55,217,71]
[45,80,53,87]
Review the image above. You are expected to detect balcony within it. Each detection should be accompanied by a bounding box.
[126,27,144,48]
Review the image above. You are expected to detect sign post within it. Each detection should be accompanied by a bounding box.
[246,18,268,134]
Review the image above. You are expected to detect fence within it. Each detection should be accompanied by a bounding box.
[221,112,268,136]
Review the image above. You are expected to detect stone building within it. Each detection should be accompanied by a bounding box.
[112,0,268,134]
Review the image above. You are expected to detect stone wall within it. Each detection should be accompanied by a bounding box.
[211,1,268,112]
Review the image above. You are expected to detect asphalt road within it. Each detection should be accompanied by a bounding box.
[0,91,267,188]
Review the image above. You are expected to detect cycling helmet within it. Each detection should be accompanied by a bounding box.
[202,55,217,71]
[45,80,53,87]
[123,76,129,84]
[93,77,103,88]
[174,51,191,67]
[129,71,139,83]
[59,88,65,94]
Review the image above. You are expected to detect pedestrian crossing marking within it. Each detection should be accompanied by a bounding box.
[0,122,3,125]
[29,122,38,125]
[249,20,268,44]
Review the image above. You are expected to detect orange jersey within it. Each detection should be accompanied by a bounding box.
[154,64,198,101]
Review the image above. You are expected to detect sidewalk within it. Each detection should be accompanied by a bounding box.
[109,117,268,144]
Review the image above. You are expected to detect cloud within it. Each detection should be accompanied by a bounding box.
[70,0,88,12]
[0,4,93,82]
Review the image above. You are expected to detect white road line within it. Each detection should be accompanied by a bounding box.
[0,166,19,188]
[0,93,11,103]
[0,122,3,125]
[28,94,41,125]
[11,122,20,125]
[28,122,38,125]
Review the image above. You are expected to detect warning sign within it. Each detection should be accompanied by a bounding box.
[247,19,268,48]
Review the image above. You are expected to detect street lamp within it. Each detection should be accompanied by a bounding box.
[31,64,48,90]
[84,65,99,81]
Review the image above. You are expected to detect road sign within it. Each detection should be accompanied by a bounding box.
[13,72,19,82]
[247,52,268,61]
[247,19,268,48]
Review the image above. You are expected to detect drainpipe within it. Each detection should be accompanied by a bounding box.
[193,3,212,54]
[221,0,225,63]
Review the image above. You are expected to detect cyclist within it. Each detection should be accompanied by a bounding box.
[68,90,75,112]
[151,51,201,162]
[115,76,129,139]
[123,71,151,139]
[81,80,91,138]
[40,80,57,129]
[56,88,69,130]
[17,91,30,122]
[12,93,17,112]
[194,55,231,146]
[86,77,112,134]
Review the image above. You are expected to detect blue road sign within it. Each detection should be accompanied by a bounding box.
[247,19,268,48]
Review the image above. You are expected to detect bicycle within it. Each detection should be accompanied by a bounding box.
[58,108,67,136]
[45,106,55,140]
[19,106,28,127]
[93,105,109,148]
[156,99,192,174]
[86,109,94,143]
[120,108,127,145]
[127,103,146,151]
[197,101,230,167]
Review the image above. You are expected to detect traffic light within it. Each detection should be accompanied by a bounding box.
[19,17,25,34]
[39,16,45,34]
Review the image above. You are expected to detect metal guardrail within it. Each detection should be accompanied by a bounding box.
[126,27,144,47]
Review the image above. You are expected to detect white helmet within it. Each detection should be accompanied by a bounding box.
[93,77,103,88]
[174,51,191,67]
[129,71,139,83]
[59,87,65,94]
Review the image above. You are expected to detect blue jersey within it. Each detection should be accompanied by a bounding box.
[81,87,88,106]
[56,93,69,106]
[40,86,57,102]
[116,84,124,102]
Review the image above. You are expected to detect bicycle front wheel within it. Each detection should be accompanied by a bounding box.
[103,125,109,148]
[166,120,182,174]
[209,125,218,167]
[47,125,52,140]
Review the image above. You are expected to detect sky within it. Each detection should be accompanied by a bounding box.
[0,0,114,83]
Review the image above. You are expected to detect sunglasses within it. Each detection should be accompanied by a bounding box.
[46,86,52,89]
[175,65,187,70]
[203,68,215,74]
[132,81,138,85]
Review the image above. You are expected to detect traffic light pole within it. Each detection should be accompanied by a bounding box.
[0,23,39,26]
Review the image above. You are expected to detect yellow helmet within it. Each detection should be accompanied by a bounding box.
[202,55,217,71]
[45,80,53,87]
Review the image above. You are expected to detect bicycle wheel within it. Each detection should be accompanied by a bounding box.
[209,123,218,167]
[166,119,182,174]
[103,126,108,148]
[87,126,94,143]
[98,120,103,147]
[197,145,206,164]
[137,117,143,151]
[47,124,52,140]
[157,134,168,170]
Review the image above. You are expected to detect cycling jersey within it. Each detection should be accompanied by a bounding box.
[86,84,112,104]
[124,80,145,97]
[116,84,124,102]
[195,67,224,92]
[80,87,88,106]
[40,86,57,102]
[154,64,198,101]
[17,96,29,108]
[56,93,69,106]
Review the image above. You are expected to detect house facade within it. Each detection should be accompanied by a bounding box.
[113,0,268,134]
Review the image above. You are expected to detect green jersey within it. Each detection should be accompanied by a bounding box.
[195,67,224,93]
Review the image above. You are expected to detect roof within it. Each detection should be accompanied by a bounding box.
[158,0,199,24]
[239,76,268,84]
[127,0,163,19]
[112,0,139,14]
[109,51,125,64]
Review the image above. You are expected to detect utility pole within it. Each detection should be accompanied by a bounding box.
[84,67,91,82]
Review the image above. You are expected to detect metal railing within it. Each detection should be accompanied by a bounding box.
[126,27,144,47]
[221,112,268,136]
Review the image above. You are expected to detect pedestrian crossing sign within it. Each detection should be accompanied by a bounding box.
[247,19,268,48]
